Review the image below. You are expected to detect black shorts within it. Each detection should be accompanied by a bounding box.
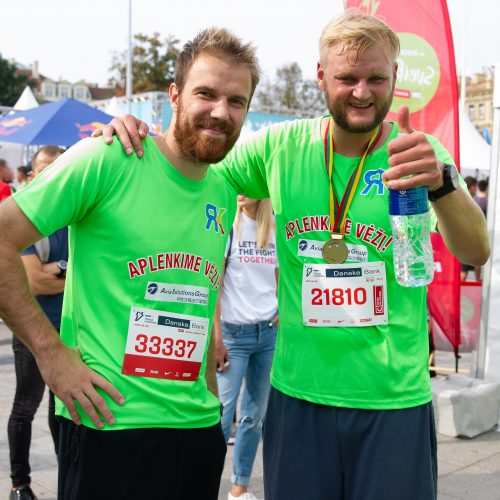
[58,417,226,500]
[263,388,437,500]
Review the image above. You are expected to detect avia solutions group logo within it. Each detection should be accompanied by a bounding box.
[299,240,308,251]
[147,283,158,295]
[205,203,226,235]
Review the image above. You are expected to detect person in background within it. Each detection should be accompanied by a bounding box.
[8,146,67,500]
[471,178,489,280]
[464,176,478,197]
[0,158,13,201]
[16,166,29,188]
[474,178,488,216]
[214,196,278,500]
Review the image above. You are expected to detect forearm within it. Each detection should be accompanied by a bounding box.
[0,243,61,356]
[205,332,218,398]
[433,187,490,265]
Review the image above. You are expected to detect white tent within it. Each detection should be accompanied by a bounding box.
[459,109,491,177]
[13,86,39,111]
[104,96,122,117]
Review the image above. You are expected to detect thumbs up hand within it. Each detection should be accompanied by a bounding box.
[383,106,444,191]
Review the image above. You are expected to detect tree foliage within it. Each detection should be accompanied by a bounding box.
[253,62,327,117]
[108,33,181,93]
[0,54,31,106]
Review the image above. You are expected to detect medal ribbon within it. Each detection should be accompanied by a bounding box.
[324,117,381,234]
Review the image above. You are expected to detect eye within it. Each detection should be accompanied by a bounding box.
[338,76,356,83]
[229,98,246,108]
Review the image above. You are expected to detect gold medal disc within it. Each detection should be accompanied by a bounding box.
[322,235,348,264]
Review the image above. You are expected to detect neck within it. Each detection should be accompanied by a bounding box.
[321,117,389,157]
[158,127,209,181]
[242,206,258,220]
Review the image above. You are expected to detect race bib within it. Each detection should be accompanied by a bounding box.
[122,307,208,381]
[302,262,388,327]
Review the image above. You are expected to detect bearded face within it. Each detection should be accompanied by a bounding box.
[319,45,397,134]
[173,96,241,164]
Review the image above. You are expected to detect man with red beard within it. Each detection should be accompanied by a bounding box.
[0,28,260,500]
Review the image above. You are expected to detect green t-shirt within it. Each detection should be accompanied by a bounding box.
[14,136,236,429]
[216,117,455,410]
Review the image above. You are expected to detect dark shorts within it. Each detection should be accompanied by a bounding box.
[461,263,475,272]
[58,417,227,500]
[263,388,437,500]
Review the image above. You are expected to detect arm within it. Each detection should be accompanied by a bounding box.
[383,106,489,266]
[21,253,65,295]
[271,267,280,326]
[213,259,229,372]
[0,199,124,427]
[206,330,218,398]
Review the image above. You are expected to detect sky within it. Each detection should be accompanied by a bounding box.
[1,0,498,88]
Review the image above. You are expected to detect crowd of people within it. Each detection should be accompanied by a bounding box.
[0,9,490,500]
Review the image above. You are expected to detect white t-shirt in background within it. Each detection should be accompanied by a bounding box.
[220,212,278,324]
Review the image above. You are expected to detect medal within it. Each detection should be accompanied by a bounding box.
[323,118,381,264]
[322,233,349,264]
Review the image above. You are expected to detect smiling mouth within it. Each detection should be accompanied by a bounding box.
[349,103,373,109]
[200,126,226,136]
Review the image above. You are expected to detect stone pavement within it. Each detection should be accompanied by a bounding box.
[1,321,500,500]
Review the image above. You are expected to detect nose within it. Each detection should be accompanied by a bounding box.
[210,98,230,121]
[352,80,370,101]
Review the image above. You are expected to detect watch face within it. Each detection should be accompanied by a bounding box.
[450,165,459,189]
[58,260,68,271]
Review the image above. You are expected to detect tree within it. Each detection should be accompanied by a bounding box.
[109,33,181,93]
[0,54,32,106]
[254,62,327,117]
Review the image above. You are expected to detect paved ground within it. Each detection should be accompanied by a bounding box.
[1,322,500,500]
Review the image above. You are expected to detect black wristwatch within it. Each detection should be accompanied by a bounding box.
[57,260,68,278]
[428,163,459,202]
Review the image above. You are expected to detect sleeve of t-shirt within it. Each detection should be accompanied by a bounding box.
[214,126,277,199]
[0,183,12,202]
[13,138,128,237]
[20,244,37,257]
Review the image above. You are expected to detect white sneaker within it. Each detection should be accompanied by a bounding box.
[227,492,258,500]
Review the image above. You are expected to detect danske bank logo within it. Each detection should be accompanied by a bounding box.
[158,315,190,329]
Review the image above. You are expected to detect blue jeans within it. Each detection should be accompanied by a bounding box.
[217,318,277,488]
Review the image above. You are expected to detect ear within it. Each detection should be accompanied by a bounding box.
[393,62,398,84]
[169,83,180,112]
[317,62,325,91]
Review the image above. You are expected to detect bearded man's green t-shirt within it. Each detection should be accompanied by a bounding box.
[216,117,459,410]
[14,137,236,429]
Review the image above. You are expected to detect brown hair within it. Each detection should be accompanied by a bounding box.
[31,145,65,165]
[175,27,261,102]
[319,9,400,65]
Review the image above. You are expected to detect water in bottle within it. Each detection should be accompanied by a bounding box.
[388,187,434,287]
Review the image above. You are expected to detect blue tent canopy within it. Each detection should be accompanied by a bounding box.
[0,98,113,146]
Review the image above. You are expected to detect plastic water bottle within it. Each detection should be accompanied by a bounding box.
[389,187,434,287]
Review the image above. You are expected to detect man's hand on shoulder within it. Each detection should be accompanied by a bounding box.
[92,115,150,158]
[37,341,125,428]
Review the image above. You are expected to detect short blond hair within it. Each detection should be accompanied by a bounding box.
[319,9,400,65]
